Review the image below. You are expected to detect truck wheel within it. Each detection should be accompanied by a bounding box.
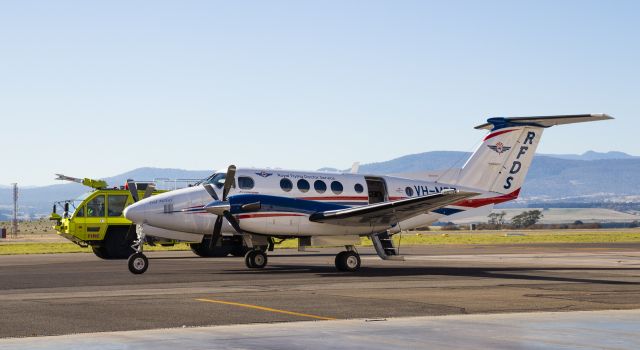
[190,239,232,257]
[103,231,135,259]
[92,246,108,259]
[230,245,250,257]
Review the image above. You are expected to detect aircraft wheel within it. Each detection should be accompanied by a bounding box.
[244,250,268,269]
[335,251,360,272]
[128,253,149,274]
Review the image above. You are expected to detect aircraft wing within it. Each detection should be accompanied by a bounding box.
[308,190,478,227]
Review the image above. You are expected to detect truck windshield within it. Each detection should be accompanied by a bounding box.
[68,192,91,216]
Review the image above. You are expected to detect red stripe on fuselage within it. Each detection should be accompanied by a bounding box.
[453,188,521,208]
[237,213,306,219]
[483,129,516,141]
[298,196,368,201]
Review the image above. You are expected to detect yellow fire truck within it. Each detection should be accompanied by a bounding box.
[49,174,246,259]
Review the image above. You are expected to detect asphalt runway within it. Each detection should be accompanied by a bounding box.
[1,243,639,339]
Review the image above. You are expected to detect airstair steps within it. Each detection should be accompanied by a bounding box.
[371,231,404,261]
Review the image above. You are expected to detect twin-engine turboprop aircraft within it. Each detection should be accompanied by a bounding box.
[123,114,612,274]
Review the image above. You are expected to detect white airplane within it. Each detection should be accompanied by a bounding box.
[123,114,612,274]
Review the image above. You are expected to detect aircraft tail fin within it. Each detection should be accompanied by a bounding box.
[454,114,612,195]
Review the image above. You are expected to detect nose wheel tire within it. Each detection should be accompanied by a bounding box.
[244,250,268,269]
[128,253,149,274]
[335,251,361,272]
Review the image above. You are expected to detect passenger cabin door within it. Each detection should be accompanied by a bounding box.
[365,176,388,204]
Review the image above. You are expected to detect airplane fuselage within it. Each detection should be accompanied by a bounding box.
[129,168,505,239]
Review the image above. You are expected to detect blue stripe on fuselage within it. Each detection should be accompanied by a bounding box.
[229,194,350,215]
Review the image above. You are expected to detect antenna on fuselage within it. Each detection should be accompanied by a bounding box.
[350,162,360,174]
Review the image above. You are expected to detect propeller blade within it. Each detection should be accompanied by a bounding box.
[127,179,139,202]
[209,216,223,250]
[142,183,156,200]
[222,165,236,201]
[223,211,243,234]
[203,184,219,201]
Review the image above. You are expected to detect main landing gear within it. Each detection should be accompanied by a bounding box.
[244,249,268,269]
[335,246,361,272]
[128,225,149,274]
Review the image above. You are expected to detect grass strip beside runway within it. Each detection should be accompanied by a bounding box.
[0,242,193,255]
[1,230,639,255]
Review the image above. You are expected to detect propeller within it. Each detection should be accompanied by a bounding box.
[125,180,156,241]
[127,180,156,203]
[203,165,241,250]
[127,179,139,202]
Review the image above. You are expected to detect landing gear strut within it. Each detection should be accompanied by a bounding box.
[335,246,361,272]
[127,225,148,274]
[244,250,268,269]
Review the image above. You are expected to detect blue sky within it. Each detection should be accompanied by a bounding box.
[0,0,637,186]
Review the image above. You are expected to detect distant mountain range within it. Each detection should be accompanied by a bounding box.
[1,151,638,217]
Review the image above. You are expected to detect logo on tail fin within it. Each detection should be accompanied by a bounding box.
[488,142,511,154]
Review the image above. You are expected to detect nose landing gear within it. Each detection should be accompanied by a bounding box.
[128,225,149,274]
[128,252,148,274]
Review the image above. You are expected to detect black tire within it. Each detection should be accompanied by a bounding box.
[128,253,148,274]
[244,250,268,268]
[335,251,360,272]
[230,245,250,257]
[190,240,233,257]
[251,251,267,268]
[92,246,108,259]
[244,250,256,268]
[102,230,135,259]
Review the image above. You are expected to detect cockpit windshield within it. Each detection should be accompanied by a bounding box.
[202,172,226,189]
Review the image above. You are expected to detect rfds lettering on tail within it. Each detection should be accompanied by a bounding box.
[121,114,612,274]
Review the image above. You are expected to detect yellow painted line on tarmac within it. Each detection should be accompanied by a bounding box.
[195,298,336,321]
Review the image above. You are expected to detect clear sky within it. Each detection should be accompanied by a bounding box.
[1,0,638,186]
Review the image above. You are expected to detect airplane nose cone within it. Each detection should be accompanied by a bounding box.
[123,202,145,224]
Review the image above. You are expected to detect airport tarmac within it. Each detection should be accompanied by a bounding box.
[0,243,639,342]
[2,310,639,349]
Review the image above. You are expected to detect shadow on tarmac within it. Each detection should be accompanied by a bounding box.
[217,265,640,285]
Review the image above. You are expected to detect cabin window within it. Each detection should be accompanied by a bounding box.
[331,181,343,195]
[314,180,327,193]
[238,176,255,190]
[280,178,293,192]
[354,183,364,193]
[297,179,310,193]
[86,195,105,217]
[405,186,414,197]
[75,206,85,218]
[108,195,128,217]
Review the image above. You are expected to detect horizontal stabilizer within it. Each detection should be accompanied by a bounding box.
[475,114,613,131]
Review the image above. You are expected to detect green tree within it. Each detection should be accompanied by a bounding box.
[511,210,543,228]
[487,211,507,226]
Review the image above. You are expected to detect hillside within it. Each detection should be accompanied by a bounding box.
[2,151,639,217]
